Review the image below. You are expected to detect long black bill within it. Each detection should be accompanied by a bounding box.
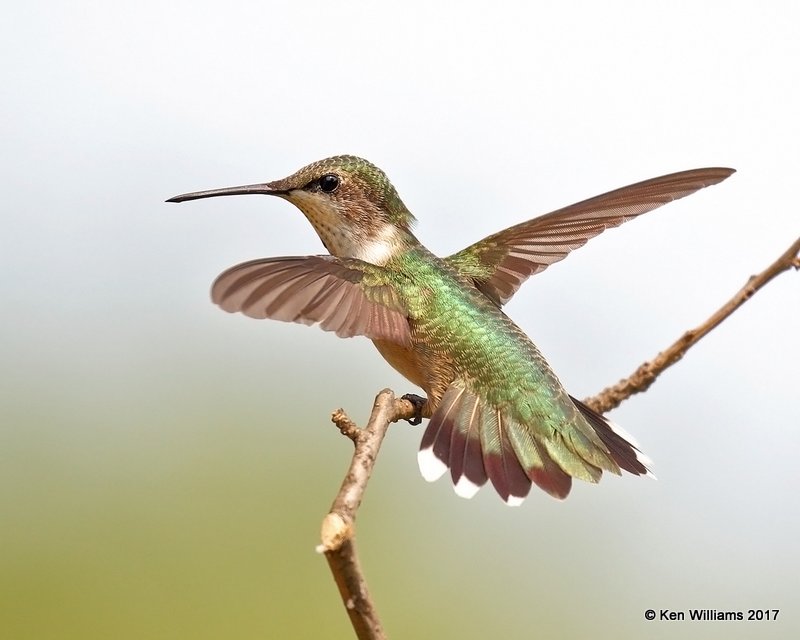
[166,183,285,203]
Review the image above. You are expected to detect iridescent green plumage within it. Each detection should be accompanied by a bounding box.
[168,156,734,504]
[379,244,632,502]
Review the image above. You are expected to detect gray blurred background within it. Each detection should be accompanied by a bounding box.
[2,2,798,639]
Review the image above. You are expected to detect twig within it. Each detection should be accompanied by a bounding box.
[583,236,800,413]
[318,390,416,640]
[320,236,799,639]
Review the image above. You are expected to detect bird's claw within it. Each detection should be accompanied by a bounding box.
[401,393,427,426]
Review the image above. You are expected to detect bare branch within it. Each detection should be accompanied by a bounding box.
[318,390,416,640]
[584,236,800,413]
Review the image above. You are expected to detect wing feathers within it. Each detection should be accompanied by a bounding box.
[211,256,411,345]
[447,167,735,305]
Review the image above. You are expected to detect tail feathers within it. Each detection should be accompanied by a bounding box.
[418,381,571,505]
[569,396,653,477]
[480,410,534,506]
[417,382,653,505]
[418,383,489,499]
[504,417,572,500]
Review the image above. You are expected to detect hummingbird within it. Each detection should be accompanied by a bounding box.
[167,156,734,505]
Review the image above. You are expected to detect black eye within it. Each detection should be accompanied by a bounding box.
[318,174,340,193]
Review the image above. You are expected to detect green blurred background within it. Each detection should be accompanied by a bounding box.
[2,2,798,638]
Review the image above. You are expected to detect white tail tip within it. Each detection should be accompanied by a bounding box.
[453,475,481,499]
[417,447,447,482]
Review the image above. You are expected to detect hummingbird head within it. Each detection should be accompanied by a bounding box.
[167,155,416,264]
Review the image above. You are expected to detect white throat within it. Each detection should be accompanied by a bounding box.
[350,224,403,265]
[290,191,404,265]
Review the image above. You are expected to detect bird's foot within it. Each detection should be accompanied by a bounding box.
[400,393,427,426]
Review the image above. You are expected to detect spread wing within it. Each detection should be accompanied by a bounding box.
[446,167,735,306]
[211,255,411,346]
